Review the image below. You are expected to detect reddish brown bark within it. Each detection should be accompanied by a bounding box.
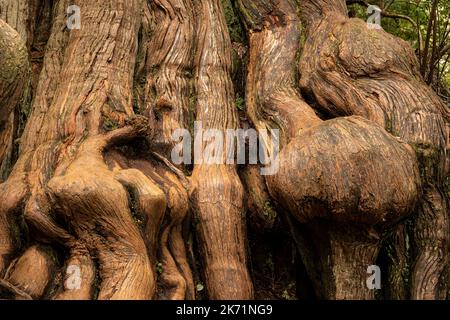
[236,0,439,299]
[298,0,449,300]
[190,0,254,300]
[0,0,251,300]
[0,0,447,301]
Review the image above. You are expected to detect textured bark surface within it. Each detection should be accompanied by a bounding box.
[0,0,31,44]
[237,0,425,299]
[1,0,157,299]
[0,16,29,181]
[298,0,449,300]
[0,0,448,300]
[190,0,253,300]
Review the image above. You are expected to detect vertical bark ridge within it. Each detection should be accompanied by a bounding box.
[130,0,197,299]
[238,0,321,148]
[190,0,254,300]
[238,0,421,299]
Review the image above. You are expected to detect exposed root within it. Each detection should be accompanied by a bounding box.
[107,150,195,300]
[0,172,29,274]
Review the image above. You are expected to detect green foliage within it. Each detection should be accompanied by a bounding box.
[263,201,277,221]
[349,1,447,48]
[281,282,297,300]
[221,0,245,43]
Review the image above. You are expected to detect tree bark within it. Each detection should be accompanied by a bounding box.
[0,16,29,181]
[237,0,432,300]
[190,0,254,300]
[1,0,179,300]
[0,0,448,301]
[298,0,449,300]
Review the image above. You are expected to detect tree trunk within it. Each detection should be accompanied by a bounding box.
[0,0,447,300]
[0,16,29,181]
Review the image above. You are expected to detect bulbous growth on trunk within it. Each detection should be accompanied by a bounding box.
[238,0,423,299]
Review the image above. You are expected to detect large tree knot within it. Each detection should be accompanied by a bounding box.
[267,116,421,299]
